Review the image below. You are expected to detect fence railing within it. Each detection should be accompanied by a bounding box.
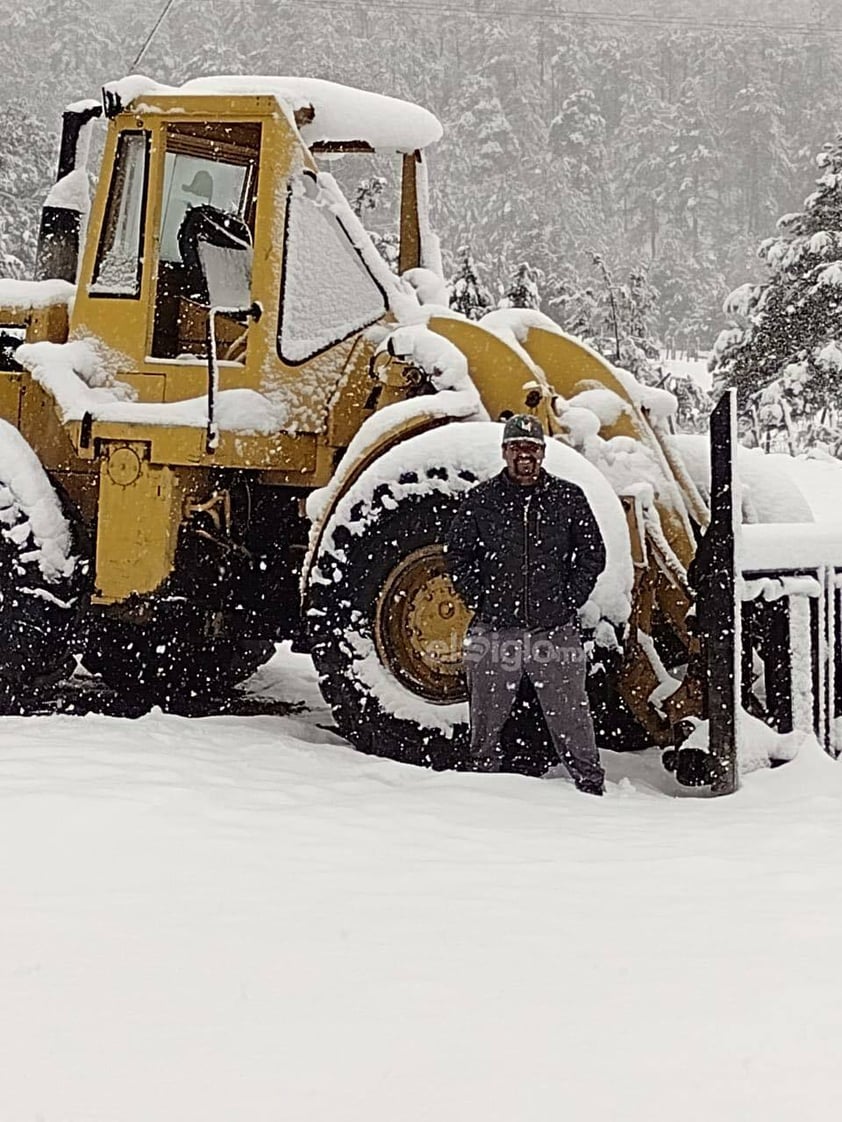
[741,526,842,758]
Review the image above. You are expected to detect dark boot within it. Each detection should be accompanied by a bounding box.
[575,777,605,796]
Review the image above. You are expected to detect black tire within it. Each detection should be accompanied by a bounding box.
[83,608,274,710]
[307,466,474,769]
[0,483,89,709]
[306,438,644,771]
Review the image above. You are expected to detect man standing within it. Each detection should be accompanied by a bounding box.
[445,415,607,794]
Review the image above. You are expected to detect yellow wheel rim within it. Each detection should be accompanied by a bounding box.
[374,544,472,704]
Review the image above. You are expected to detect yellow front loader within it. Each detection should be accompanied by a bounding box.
[0,74,752,767]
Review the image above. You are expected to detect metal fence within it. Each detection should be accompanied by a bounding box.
[741,538,842,758]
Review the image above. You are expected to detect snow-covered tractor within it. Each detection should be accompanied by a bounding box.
[0,75,811,774]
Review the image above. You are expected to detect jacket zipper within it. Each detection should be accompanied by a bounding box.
[523,494,531,627]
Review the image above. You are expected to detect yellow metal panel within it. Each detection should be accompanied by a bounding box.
[326,335,379,448]
[83,420,317,473]
[93,444,200,603]
[26,305,69,345]
[72,119,158,369]
[0,373,22,429]
[427,315,538,421]
[19,378,92,476]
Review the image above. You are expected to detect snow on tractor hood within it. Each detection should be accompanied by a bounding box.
[0,279,75,311]
[15,339,288,437]
[102,75,443,153]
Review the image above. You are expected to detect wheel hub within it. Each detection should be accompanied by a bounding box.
[374,545,471,703]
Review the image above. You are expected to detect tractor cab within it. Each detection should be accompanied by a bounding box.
[64,76,442,434]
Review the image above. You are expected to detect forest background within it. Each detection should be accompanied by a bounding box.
[0,0,839,357]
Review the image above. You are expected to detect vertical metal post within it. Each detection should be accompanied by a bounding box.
[35,103,102,283]
[693,390,740,794]
[398,152,422,275]
[206,309,219,454]
[824,567,836,755]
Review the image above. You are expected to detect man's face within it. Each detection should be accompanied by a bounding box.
[503,439,545,485]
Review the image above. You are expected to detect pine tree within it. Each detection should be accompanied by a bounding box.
[350,176,399,271]
[617,267,661,371]
[0,103,55,278]
[498,262,541,310]
[448,246,493,320]
[549,88,606,190]
[712,134,842,438]
[549,258,661,380]
[352,177,388,219]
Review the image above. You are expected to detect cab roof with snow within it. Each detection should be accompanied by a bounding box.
[101,74,443,154]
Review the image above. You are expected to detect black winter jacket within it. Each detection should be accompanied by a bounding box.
[445,469,606,630]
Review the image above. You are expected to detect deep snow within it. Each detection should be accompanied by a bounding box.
[1,644,841,1122]
[3,430,842,1120]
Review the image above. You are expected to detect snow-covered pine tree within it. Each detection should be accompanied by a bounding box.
[352,177,387,218]
[549,88,606,190]
[712,134,842,444]
[548,259,661,381]
[546,272,602,339]
[0,103,55,278]
[498,262,541,310]
[616,267,661,378]
[350,176,399,272]
[448,246,493,320]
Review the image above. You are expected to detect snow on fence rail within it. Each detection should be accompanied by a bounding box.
[741,523,842,757]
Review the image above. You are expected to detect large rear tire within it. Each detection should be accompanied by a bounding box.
[307,460,473,769]
[0,422,88,707]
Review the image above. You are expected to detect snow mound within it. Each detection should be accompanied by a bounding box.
[764,450,842,524]
[401,268,449,307]
[553,394,695,573]
[45,168,90,213]
[479,307,565,343]
[0,418,75,580]
[568,388,631,428]
[3,669,842,1122]
[682,711,810,776]
[0,279,75,311]
[670,434,813,523]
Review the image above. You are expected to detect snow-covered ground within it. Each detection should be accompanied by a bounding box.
[1,640,841,1121]
[661,353,712,391]
[3,451,842,1120]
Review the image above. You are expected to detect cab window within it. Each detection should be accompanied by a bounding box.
[151,121,260,360]
[91,131,148,297]
[278,173,387,365]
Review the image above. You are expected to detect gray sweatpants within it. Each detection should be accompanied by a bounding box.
[464,620,604,785]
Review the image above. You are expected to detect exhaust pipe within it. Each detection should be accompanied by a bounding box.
[34,100,102,283]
